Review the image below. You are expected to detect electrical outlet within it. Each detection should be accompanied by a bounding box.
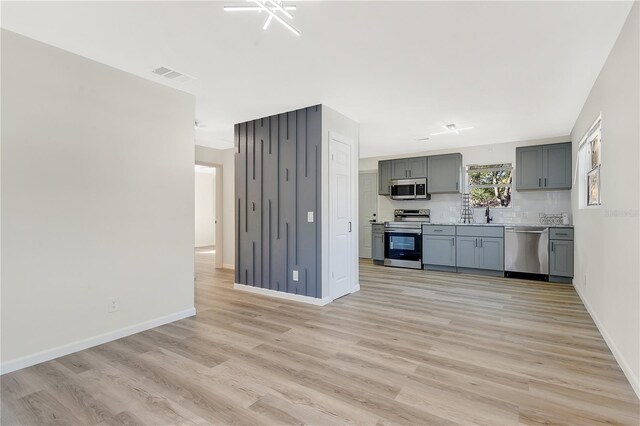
[307,211,314,223]
[108,297,120,313]
[292,270,299,281]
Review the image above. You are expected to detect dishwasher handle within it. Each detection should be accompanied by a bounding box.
[505,227,548,234]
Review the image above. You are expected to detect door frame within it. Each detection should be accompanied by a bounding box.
[328,131,358,300]
[195,161,223,269]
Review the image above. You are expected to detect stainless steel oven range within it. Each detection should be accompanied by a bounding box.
[384,209,430,269]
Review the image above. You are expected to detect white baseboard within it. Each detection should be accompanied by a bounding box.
[234,284,333,306]
[0,307,196,375]
[222,263,235,270]
[574,285,639,399]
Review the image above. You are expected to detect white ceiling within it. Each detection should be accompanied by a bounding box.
[1,1,633,157]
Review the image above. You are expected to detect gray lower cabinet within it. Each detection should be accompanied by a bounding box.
[456,227,504,272]
[372,224,385,261]
[427,153,462,193]
[456,237,479,268]
[423,235,456,267]
[550,239,574,278]
[478,237,504,270]
[378,160,392,195]
[516,142,572,190]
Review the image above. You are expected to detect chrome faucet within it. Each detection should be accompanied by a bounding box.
[485,206,493,223]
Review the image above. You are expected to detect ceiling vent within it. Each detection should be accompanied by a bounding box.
[151,65,195,83]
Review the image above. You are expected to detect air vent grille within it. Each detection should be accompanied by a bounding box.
[151,65,195,83]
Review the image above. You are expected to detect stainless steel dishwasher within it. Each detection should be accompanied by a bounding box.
[505,226,549,275]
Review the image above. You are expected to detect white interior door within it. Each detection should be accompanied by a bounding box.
[330,136,352,300]
[358,172,378,258]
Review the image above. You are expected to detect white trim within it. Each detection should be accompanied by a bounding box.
[574,285,640,399]
[0,307,196,375]
[222,263,235,270]
[234,283,334,306]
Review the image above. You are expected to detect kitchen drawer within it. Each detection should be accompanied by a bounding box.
[422,225,456,236]
[456,226,504,238]
[550,227,573,240]
[372,223,385,234]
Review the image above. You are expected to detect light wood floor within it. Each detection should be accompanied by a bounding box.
[2,250,639,425]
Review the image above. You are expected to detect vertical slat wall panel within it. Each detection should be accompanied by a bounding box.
[272,114,287,292]
[283,111,297,294]
[258,117,273,290]
[234,105,322,298]
[235,123,247,284]
[294,109,308,296]
[249,120,263,286]
[305,105,322,298]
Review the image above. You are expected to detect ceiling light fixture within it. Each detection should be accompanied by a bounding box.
[430,123,474,136]
[224,1,300,36]
[223,5,296,11]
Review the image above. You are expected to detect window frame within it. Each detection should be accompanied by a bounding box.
[577,114,602,209]
[466,162,514,209]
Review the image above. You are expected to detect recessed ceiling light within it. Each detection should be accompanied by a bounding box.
[430,123,473,136]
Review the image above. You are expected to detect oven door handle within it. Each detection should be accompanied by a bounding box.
[385,229,422,234]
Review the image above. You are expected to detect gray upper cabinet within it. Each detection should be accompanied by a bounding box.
[516,142,572,190]
[478,237,504,271]
[516,146,543,190]
[391,157,427,179]
[543,144,572,189]
[408,157,428,178]
[391,158,409,179]
[428,153,462,193]
[378,160,392,195]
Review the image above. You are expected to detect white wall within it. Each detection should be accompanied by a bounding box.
[195,145,235,269]
[360,136,572,224]
[321,105,360,299]
[1,30,196,372]
[570,3,639,398]
[194,168,216,247]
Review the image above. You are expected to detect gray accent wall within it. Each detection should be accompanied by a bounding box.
[235,105,323,298]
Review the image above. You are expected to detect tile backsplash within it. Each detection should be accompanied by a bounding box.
[377,190,571,225]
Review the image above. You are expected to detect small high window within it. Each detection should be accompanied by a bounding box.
[467,163,513,208]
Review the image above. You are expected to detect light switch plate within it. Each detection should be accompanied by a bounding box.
[307,211,314,222]
[292,270,299,281]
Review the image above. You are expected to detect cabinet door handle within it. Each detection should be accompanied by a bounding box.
[348,222,352,232]
[475,239,478,247]
[456,182,459,190]
[551,241,555,251]
[538,178,542,187]
[544,177,547,187]
[480,239,483,248]
[452,238,455,247]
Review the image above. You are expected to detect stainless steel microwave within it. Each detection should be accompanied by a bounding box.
[390,178,429,200]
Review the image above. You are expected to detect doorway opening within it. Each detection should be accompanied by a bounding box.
[195,163,223,270]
